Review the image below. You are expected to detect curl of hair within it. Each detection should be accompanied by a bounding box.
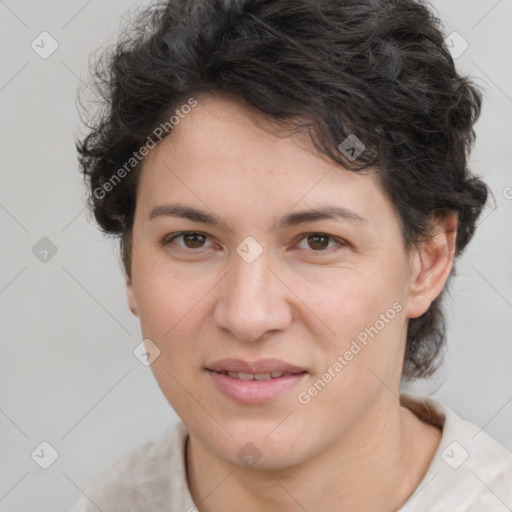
[76,0,488,381]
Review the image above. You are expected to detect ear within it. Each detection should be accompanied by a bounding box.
[126,277,139,317]
[405,212,458,319]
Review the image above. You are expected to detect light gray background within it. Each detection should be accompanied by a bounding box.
[1,0,511,510]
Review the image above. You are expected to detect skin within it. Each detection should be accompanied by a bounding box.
[126,93,456,511]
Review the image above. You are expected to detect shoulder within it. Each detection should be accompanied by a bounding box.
[400,394,512,511]
[70,422,196,512]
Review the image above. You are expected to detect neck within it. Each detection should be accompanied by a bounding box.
[185,396,442,512]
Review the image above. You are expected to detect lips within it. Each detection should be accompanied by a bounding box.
[215,370,293,381]
[206,358,308,404]
[206,358,307,375]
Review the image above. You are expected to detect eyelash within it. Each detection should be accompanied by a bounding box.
[162,231,347,255]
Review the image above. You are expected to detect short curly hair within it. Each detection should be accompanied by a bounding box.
[76,0,488,381]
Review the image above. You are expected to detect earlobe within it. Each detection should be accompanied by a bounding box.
[126,278,139,317]
[405,213,458,319]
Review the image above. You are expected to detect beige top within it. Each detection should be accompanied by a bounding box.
[71,394,512,511]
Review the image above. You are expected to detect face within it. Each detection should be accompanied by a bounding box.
[126,93,442,470]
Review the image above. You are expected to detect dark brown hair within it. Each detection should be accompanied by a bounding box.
[76,0,488,380]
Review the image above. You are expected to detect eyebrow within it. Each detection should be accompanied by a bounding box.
[148,203,367,229]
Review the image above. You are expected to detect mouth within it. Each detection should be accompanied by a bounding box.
[209,370,305,381]
[205,359,308,404]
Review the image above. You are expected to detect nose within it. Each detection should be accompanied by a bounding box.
[213,247,293,343]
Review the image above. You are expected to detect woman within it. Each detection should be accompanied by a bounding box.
[71,0,512,510]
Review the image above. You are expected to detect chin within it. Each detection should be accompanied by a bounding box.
[207,426,312,471]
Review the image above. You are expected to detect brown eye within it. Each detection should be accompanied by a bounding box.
[164,231,213,250]
[307,234,330,250]
[182,232,206,248]
[295,232,346,255]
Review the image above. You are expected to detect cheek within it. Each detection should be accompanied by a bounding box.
[304,263,408,384]
[130,254,219,384]
[132,261,208,408]
[131,252,201,333]
[302,283,407,419]
[307,269,402,339]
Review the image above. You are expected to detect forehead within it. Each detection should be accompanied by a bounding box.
[146,94,335,181]
[136,94,396,231]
